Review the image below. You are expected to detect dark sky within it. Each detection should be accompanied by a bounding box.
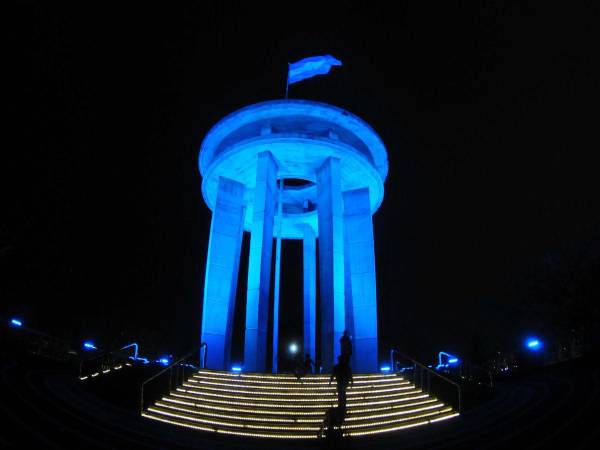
[3,3,598,364]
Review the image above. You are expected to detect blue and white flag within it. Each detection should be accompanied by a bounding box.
[287,55,342,85]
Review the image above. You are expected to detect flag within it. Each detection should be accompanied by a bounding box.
[287,55,342,85]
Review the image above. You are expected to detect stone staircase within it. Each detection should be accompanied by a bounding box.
[141,369,459,439]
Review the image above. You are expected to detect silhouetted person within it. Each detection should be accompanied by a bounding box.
[320,405,345,442]
[329,355,353,412]
[294,353,306,380]
[340,330,352,365]
[303,353,315,374]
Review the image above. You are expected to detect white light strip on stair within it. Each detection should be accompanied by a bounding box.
[176,387,420,403]
[169,391,430,409]
[181,382,414,397]
[185,378,411,393]
[147,407,320,432]
[145,407,457,437]
[342,407,453,429]
[144,412,316,439]
[162,396,437,417]
[430,412,460,422]
[191,374,401,386]
[346,412,460,437]
[156,402,304,423]
[346,399,439,416]
[347,419,429,436]
[177,388,421,405]
[155,399,446,425]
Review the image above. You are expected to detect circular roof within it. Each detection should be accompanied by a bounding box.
[198,99,389,238]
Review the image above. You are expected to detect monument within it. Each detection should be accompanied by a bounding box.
[198,99,388,373]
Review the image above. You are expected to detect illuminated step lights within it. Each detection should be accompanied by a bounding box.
[142,409,459,439]
[162,395,438,417]
[154,399,446,424]
[169,391,430,409]
[177,386,420,403]
[79,364,129,381]
[181,382,415,397]
[147,405,452,433]
[185,377,410,392]
[142,369,459,439]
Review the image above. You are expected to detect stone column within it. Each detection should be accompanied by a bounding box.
[343,187,378,372]
[272,179,283,373]
[200,176,245,369]
[303,224,317,365]
[317,157,345,372]
[244,151,277,372]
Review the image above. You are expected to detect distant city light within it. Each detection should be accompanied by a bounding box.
[10,318,22,327]
[289,342,298,354]
[526,337,542,351]
[231,365,242,372]
[380,365,391,372]
[83,341,97,350]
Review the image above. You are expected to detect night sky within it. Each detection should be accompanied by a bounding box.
[3,3,598,365]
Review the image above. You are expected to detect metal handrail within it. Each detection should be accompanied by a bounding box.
[78,343,138,378]
[140,343,207,413]
[390,348,462,413]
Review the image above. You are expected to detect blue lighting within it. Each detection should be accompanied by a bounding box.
[10,318,22,327]
[525,337,542,351]
[128,355,150,364]
[380,365,391,373]
[199,99,388,371]
[83,341,97,351]
[231,365,242,372]
[437,351,460,370]
[157,357,170,366]
[120,343,139,360]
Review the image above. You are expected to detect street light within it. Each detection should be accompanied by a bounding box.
[525,337,542,351]
[289,342,298,354]
[83,341,97,351]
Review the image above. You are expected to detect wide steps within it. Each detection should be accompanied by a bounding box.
[142,369,459,439]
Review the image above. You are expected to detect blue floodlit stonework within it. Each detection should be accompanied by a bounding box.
[199,99,388,373]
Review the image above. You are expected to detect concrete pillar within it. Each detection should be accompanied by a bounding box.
[244,151,277,372]
[272,180,283,373]
[317,157,345,372]
[344,214,357,370]
[303,224,317,364]
[200,176,245,370]
[343,187,378,372]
